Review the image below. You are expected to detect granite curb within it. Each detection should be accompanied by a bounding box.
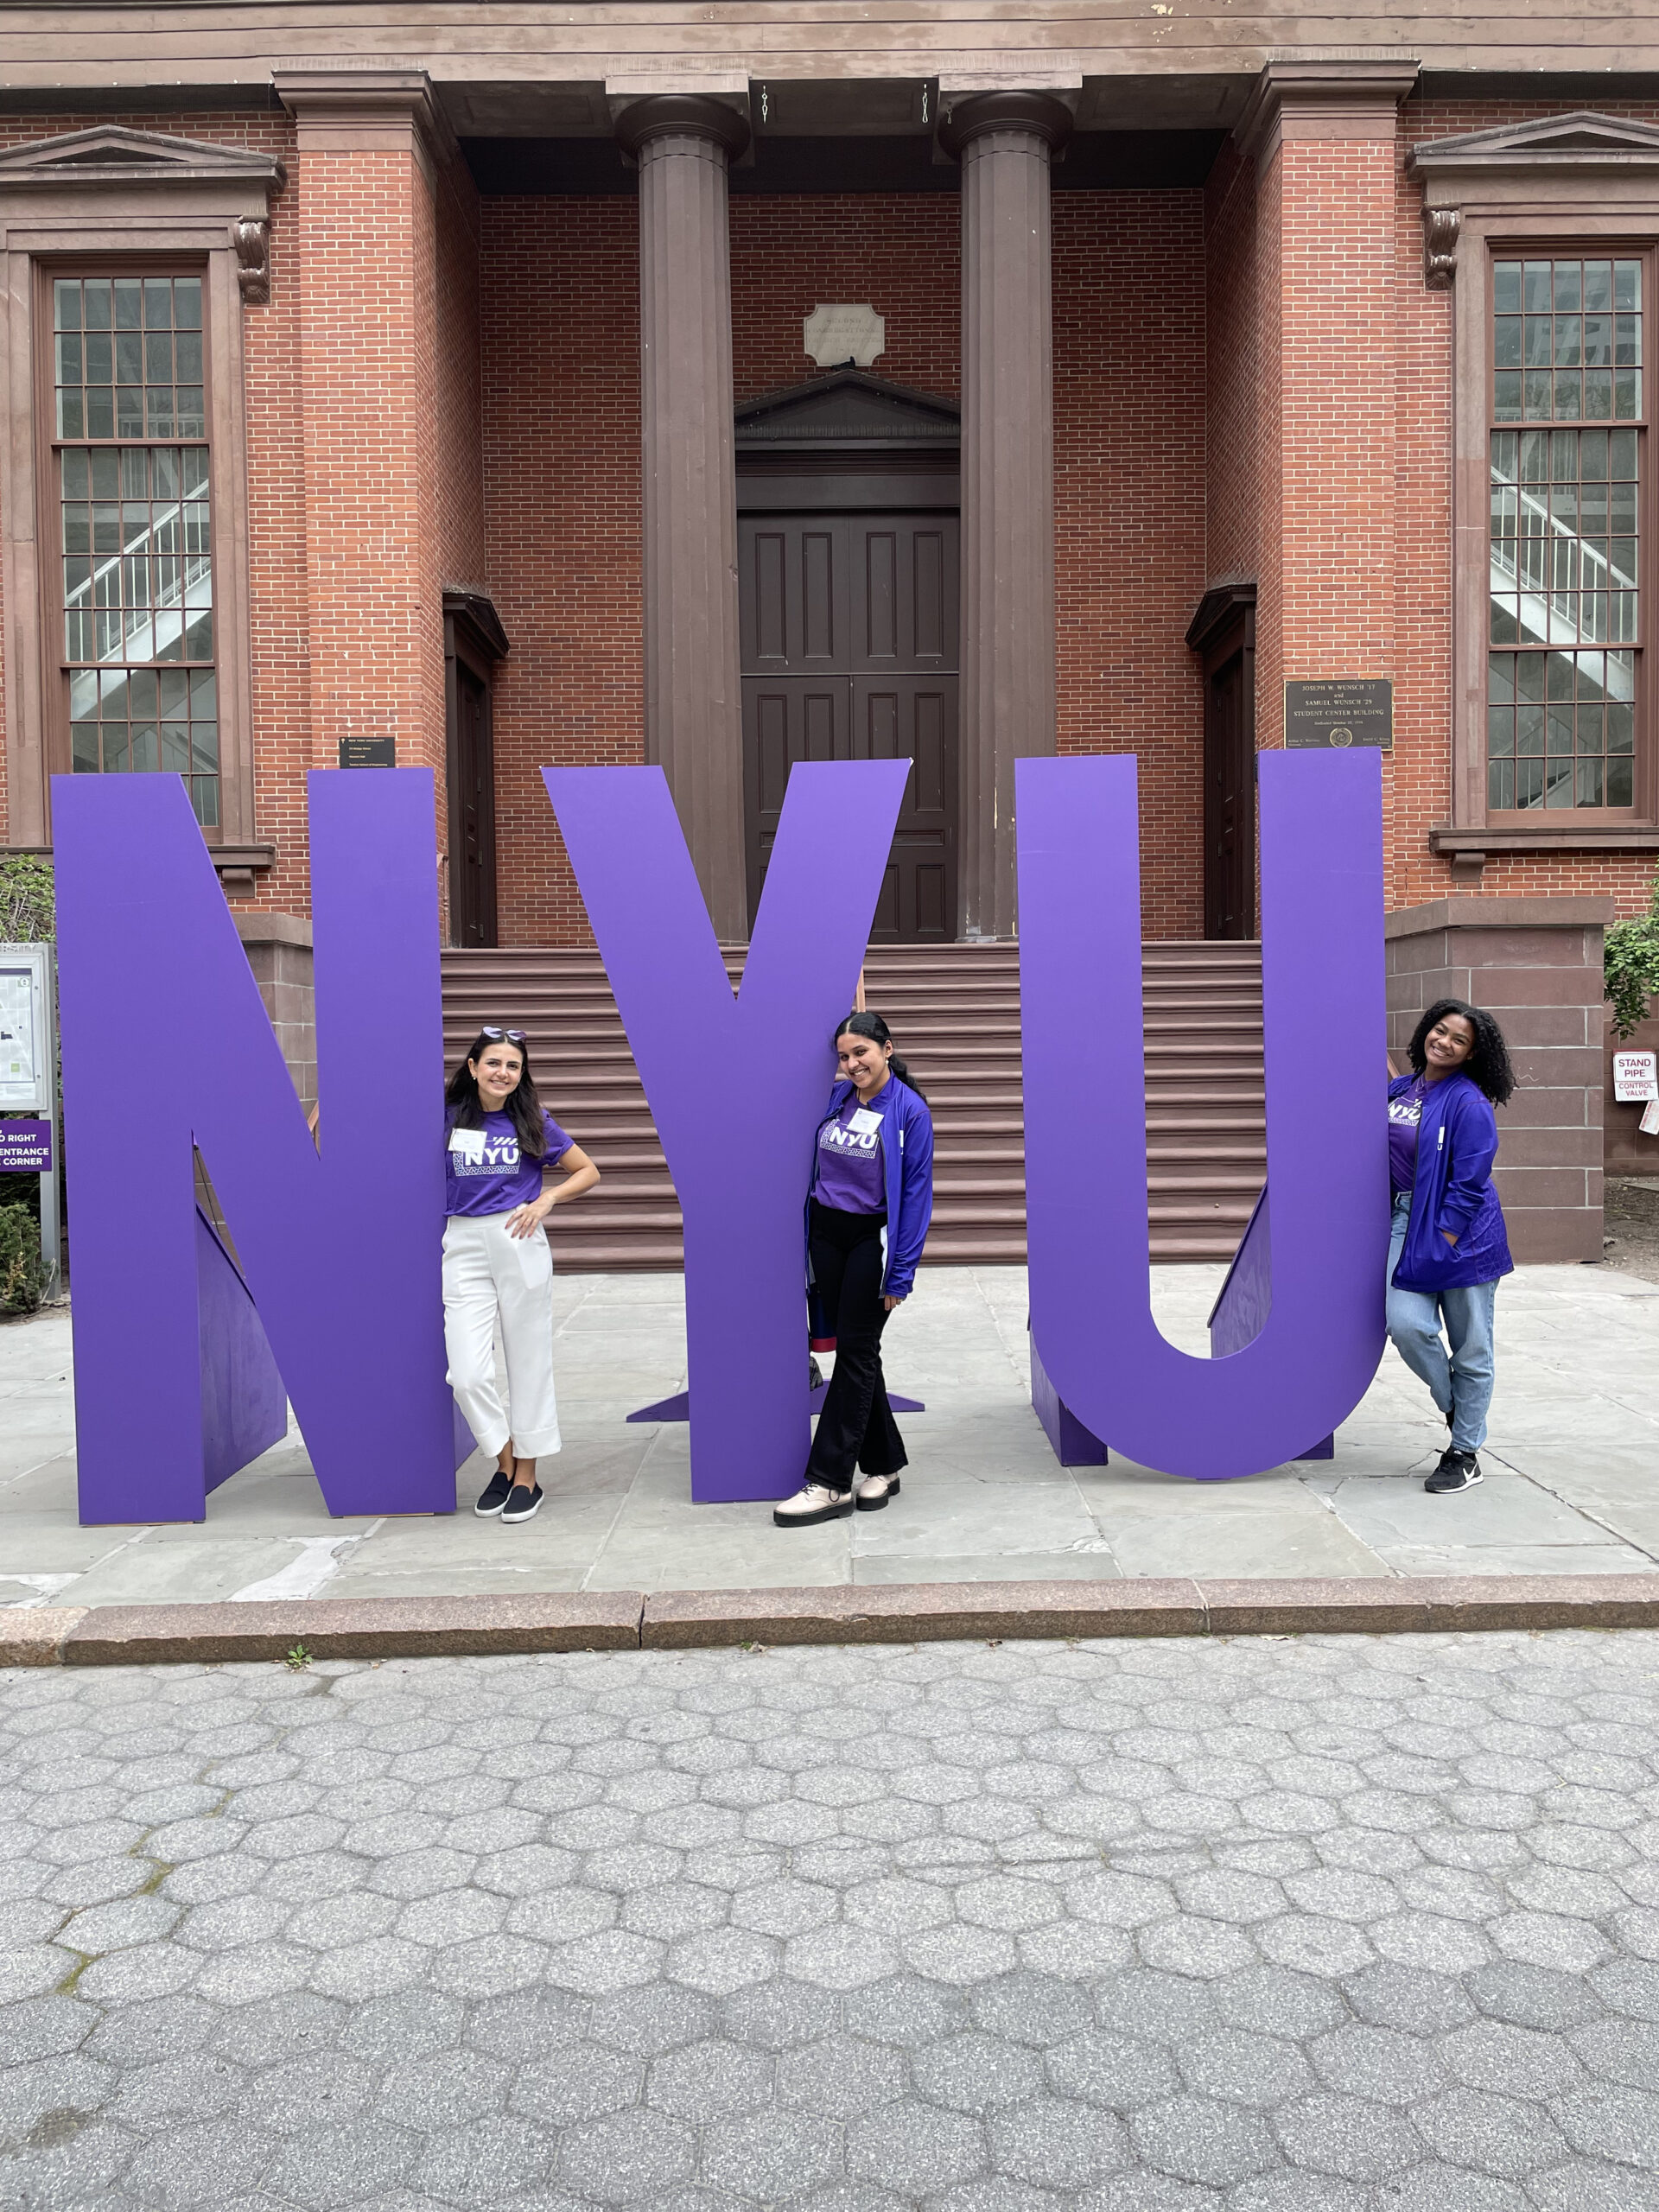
[51,1592,644,1666]
[640,1579,1207,1647]
[6,1573,1659,1667]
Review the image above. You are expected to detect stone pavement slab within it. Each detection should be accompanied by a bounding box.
[3,1262,1657,1614]
[8,1630,1659,2207]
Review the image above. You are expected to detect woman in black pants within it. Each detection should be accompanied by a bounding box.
[775,1012,935,1528]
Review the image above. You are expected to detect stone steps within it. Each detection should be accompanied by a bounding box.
[441,939,1266,1269]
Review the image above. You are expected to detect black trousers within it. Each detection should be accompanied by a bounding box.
[807,1199,908,1491]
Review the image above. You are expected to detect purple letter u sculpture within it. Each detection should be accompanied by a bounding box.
[545,760,909,1503]
[1019,748,1389,1479]
[55,769,459,1523]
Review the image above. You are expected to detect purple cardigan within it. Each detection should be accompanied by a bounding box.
[809,1074,934,1298]
[1390,1070,1514,1292]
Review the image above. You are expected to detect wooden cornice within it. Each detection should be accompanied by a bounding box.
[1233,56,1420,166]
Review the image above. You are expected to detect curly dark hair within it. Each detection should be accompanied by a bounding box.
[1405,998,1516,1107]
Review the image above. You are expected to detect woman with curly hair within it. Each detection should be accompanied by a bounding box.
[1387,998,1516,1495]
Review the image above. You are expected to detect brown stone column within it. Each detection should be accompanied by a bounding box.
[615,97,749,941]
[942,92,1071,941]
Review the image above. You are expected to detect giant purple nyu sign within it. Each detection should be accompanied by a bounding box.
[53,747,1384,1524]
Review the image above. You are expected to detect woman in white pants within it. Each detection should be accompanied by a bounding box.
[444,1027,599,1524]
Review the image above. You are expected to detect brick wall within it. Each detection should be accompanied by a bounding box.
[1204,143,1262,597]
[731,194,960,404]
[1054,189,1207,938]
[480,196,642,948]
[479,185,1208,942]
[292,124,453,892]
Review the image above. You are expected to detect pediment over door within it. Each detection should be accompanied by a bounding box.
[735,369,960,454]
[1409,111,1659,178]
[0,125,285,194]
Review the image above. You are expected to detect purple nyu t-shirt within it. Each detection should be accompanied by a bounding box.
[811,1088,890,1215]
[1389,1077,1427,1195]
[445,1109,572,1218]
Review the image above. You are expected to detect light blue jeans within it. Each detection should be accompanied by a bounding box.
[1386,1192,1497,1453]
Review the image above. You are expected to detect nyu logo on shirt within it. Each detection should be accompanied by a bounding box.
[1388,1088,1425,1132]
[449,1129,525,1176]
[818,1110,881,1159]
[812,1099,887,1215]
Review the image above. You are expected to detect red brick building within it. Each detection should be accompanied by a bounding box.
[3,9,1656,1257]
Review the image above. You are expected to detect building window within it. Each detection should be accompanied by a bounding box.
[1487,256,1643,814]
[53,273,219,826]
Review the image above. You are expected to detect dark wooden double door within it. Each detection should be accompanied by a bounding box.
[740,512,960,940]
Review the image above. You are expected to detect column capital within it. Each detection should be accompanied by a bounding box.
[272,67,458,178]
[613,95,750,163]
[1234,57,1420,167]
[938,92,1074,161]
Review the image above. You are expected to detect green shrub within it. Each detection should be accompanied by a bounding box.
[0,1202,48,1314]
[0,853,53,943]
[1606,871,1659,1042]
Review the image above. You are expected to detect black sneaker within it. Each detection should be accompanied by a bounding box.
[501,1482,543,1525]
[1425,1448,1483,1495]
[474,1470,514,1517]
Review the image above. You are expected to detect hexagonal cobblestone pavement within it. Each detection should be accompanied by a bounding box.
[5,1630,1659,2209]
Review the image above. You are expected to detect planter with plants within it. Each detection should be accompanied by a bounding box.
[1606,872,1659,1043]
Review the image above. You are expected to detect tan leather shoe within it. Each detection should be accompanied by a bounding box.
[772,1483,853,1528]
[855,1474,901,1511]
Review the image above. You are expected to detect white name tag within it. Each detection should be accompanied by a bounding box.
[849,1108,882,1136]
[448,1128,486,1162]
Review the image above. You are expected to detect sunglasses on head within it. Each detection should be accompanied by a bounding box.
[480,1027,527,1044]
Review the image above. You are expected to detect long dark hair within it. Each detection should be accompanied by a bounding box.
[446,1030,549,1158]
[834,1010,926,1103]
[1406,998,1516,1107]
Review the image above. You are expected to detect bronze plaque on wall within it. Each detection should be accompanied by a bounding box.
[338,735,396,769]
[1283,679,1393,753]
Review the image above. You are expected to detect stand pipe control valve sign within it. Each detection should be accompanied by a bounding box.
[1614,1048,1659,1136]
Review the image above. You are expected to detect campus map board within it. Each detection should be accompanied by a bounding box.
[0,963,41,1109]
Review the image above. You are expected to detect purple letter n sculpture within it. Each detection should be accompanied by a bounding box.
[545,761,908,1503]
[1020,749,1389,1480]
[55,770,461,1523]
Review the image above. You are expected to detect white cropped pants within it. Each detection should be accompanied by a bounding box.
[442,1211,563,1460]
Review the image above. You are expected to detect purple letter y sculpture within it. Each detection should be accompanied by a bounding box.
[55,770,456,1522]
[1019,748,1389,1479]
[544,761,908,1502]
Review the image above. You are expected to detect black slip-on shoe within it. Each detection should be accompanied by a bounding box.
[474,1470,514,1517]
[1425,1449,1483,1495]
[501,1482,544,1524]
